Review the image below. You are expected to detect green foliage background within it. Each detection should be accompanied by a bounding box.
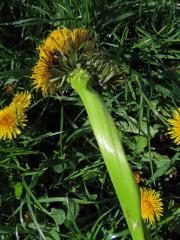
[0,0,179,239]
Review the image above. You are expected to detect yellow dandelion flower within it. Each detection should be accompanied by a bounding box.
[0,92,31,140]
[43,28,72,54]
[32,28,95,95]
[0,106,26,140]
[10,91,31,112]
[168,108,180,145]
[140,188,163,224]
[32,53,56,95]
[133,171,141,183]
[41,28,93,54]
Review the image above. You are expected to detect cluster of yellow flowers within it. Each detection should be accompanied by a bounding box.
[32,28,94,96]
[0,92,31,140]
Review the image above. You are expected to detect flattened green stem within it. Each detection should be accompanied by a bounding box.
[69,67,145,240]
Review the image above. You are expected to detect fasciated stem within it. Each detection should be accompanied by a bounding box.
[69,67,145,240]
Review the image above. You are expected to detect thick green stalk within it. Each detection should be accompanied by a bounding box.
[69,67,145,240]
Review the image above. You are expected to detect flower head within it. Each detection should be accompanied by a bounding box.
[41,28,72,54]
[140,188,163,224]
[0,92,31,140]
[10,92,31,112]
[32,28,94,96]
[0,106,23,140]
[168,108,180,145]
[32,50,57,95]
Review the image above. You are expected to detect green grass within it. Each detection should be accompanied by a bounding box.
[0,0,179,239]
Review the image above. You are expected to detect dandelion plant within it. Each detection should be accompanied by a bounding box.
[32,28,145,240]
[140,188,163,224]
[0,92,31,140]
